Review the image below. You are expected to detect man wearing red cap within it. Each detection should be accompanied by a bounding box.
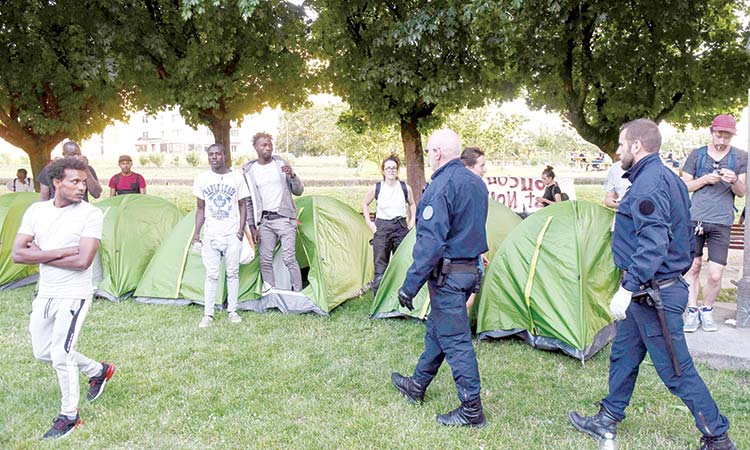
[682,114,747,332]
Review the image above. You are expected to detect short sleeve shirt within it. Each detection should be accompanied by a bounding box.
[108,172,146,193]
[193,170,250,237]
[682,146,748,225]
[604,161,631,200]
[18,200,103,298]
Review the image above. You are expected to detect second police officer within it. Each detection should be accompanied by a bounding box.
[390,128,489,428]
[568,119,737,450]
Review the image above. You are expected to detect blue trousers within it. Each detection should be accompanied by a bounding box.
[412,272,481,403]
[602,279,730,436]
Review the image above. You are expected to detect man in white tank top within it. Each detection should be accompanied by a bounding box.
[362,156,416,294]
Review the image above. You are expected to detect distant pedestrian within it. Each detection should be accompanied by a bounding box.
[12,156,116,439]
[535,165,562,207]
[192,144,249,328]
[362,155,415,295]
[108,154,146,196]
[6,168,34,192]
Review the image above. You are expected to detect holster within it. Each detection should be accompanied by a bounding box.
[431,258,479,288]
[631,279,682,377]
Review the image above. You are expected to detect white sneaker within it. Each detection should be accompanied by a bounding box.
[700,307,718,332]
[198,315,213,328]
[683,309,700,333]
[228,312,242,324]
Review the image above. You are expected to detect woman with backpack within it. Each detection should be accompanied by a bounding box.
[536,165,564,207]
[362,156,416,295]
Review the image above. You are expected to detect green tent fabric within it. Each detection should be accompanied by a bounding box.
[237,195,374,315]
[0,192,39,290]
[476,200,619,360]
[135,195,374,316]
[133,210,208,305]
[370,201,522,320]
[94,195,183,301]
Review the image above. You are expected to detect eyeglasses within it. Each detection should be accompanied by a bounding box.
[712,162,721,172]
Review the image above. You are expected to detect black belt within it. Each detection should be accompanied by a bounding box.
[376,216,405,223]
[444,258,479,273]
[638,277,680,291]
[262,211,284,220]
[632,278,680,304]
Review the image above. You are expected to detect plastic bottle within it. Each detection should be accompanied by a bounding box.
[599,432,618,450]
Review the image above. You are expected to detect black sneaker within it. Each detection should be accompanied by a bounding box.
[42,414,80,439]
[87,362,116,402]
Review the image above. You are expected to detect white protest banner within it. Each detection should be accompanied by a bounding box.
[484,176,576,214]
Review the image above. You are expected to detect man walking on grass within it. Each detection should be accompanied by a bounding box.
[12,156,116,439]
[192,143,249,328]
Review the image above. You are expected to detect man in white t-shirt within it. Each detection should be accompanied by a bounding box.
[12,157,116,440]
[604,159,631,210]
[243,133,304,292]
[192,143,249,328]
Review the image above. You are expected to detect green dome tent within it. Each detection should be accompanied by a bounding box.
[476,200,619,360]
[236,195,374,315]
[0,192,40,290]
[135,196,374,316]
[370,201,522,320]
[94,195,183,301]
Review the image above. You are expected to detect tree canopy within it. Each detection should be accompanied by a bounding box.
[311,0,515,199]
[473,0,750,156]
[101,0,314,166]
[0,0,128,181]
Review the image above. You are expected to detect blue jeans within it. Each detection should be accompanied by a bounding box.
[602,279,730,436]
[413,272,481,402]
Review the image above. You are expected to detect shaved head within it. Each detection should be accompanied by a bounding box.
[427,129,461,157]
[426,129,461,170]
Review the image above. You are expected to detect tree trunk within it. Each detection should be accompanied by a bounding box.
[208,117,232,167]
[28,143,54,188]
[400,118,425,204]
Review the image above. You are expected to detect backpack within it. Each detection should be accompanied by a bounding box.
[114,173,143,195]
[560,192,570,201]
[694,146,736,178]
[375,180,408,203]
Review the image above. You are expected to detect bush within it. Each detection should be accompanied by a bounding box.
[185,151,200,167]
[139,154,150,166]
[172,155,180,167]
[149,152,164,168]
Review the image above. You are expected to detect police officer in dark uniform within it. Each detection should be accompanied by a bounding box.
[390,128,489,428]
[568,119,736,450]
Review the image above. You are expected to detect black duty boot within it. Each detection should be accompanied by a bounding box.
[435,397,487,428]
[391,372,425,403]
[699,433,738,450]
[568,405,619,439]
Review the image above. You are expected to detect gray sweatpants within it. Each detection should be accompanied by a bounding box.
[258,217,302,291]
[201,234,242,316]
[29,296,102,418]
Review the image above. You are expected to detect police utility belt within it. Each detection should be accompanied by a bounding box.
[630,277,680,305]
[431,257,478,287]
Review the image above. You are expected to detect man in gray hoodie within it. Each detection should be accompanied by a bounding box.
[243,133,304,291]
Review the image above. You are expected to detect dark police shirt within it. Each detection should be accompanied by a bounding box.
[401,158,489,297]
[613,153,694,292]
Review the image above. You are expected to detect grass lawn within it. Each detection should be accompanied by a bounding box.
[0,287,748,449]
